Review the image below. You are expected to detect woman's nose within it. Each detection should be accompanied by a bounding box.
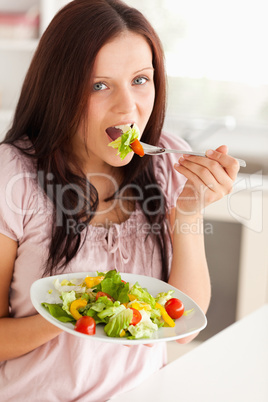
[112,87,136,114]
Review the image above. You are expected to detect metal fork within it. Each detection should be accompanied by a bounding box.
[139,141,246,167]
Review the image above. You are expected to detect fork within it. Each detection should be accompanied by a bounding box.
[139,141,246,167]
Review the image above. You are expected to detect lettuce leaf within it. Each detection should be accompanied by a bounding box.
[104,308,133,337]
[95,269,130,303]
[127,310,159,339]
[128,282,156,308]
[86,297,123,322]
[155,290,174,306]
[98,303,125,322]
[149,307,163,327]
[41,303,75,323]
[61,290,77,315]
[90,297,115,313]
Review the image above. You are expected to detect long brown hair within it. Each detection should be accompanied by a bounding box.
[2,0,170,280]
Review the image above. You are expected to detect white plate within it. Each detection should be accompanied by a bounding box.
[30,272,207,345]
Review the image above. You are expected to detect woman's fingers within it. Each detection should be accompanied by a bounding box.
[205,148,240,181]
[179,146,239,187]
[174,145,240,212]
[215,144,228,155]
[177,155,232,194]
[176,158,217,190]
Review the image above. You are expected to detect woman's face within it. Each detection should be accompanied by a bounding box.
[74,31,155,170]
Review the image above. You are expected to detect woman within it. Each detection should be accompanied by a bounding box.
[0,0,239,400]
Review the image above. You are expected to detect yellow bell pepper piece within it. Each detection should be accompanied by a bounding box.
[131,302,142,310]
[69,298,87,320]
[119,329,126,337]
[131,302,151,311]
[84,276,104,288]
[128,294,136,302]
[155,302,175,327]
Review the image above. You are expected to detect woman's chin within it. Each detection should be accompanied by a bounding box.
[109,152,134,167]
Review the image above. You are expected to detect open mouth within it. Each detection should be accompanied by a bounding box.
[106,124,133,141]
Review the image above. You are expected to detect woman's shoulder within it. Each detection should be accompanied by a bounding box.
[0,141,35,174]
[0,141,40,241]
[0,141,37,205]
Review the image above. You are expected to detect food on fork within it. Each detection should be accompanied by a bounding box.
[107,123,144,159]
[130,138,145,157]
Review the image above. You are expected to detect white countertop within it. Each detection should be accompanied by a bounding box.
[111,304,268,402]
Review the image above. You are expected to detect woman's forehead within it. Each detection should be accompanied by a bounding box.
[92,32,153,77]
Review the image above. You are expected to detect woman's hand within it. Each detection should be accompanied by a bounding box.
[174,145,240,215]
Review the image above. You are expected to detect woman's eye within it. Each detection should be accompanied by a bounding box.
[133,76,148,85]
[93,82,107,91]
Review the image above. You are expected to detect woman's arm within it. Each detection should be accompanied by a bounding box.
[168,209,211,314]
[0,233,62,362]
[168,209,211,344]
[168,146,240,343]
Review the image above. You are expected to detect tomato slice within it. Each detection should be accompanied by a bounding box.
[95,291,114,302]
[74,316,96,335]
[129,308,142,326]
[165,298,184,319]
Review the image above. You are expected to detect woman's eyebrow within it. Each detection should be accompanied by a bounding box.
[94,67,154,79]
[134,67,154,74]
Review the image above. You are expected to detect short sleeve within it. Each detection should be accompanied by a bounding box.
[0,144,37,242]
[154,132,191,210]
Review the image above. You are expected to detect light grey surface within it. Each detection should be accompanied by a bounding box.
[111,305,268,402]
[199,219,242,340]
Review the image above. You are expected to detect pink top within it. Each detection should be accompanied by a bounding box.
[0,132,190,402]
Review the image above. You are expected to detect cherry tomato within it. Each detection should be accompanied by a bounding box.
[165,298,184,319]
[129,308,142,326]
[95,291,114,302]
[74,316,96,335]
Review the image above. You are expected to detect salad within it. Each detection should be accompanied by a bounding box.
[108,123,144,159]
[42,269,187,339]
